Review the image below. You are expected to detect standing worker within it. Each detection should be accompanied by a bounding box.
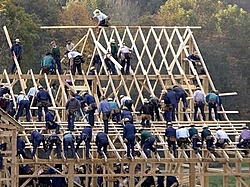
[10,38,22,74]
[15,91,30,122]
[36,86,51,122]
[65,92,81,131]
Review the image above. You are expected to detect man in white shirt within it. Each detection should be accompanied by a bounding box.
[176,126,190,148]
[16,91,30,122]
[27,86,37,116]
[215,127,229,148]
[193,87,206,121]
[92,9,109,27]
[120,95,133,111]
[117,43,132,75]
[66,51,84,75]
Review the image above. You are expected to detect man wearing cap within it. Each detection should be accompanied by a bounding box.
[193,87,206,121]
[163,87,178,122]
[46,133,62,159]
[140,128,157,158]
[0,85,10,97]
[173,85,188,120]
[237,126,250,155]
[36,86,52,122]
[123,118,137,158]
[117,44,132,75]
[120,95,133,111]
[98,96,111,133]
[189,124,200,151]
[45,110,60,134]
[206,90,219,121]
[92,9,109,27]
[41,52,56,74]
[0,93,10,111]
[104,52,117,75]
[66,39,74,52]
[63,131,76,158]
[30,130,46,158]
[215,127,229,148]
[66,91,81,131]
[95,132,109,158]
[65,50,84,75]
[165,123,177,157]
[108,97,121,122]
[149,95,160,121]
[75,125,93,159]
[50,40,62,74]
[201,125,214,152]
[139,98,153,127]
[10,38,22,74]
[15,91,31,122]
[82,92,96,126]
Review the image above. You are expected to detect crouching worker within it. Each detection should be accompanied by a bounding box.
[63,131,76,158]
[46,133,62,159]
[45,110,60,134]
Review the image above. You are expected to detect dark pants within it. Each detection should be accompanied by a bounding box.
[194,101,205,121]
[215,139,229,148]
[46,142,62,159]
[75,137,91,158]
[208,102,218,120]
[32,135,46,157]
[205,137,214,151]
[143,137,156,158]
[38,105,49,122]
[97,140,108,157]
[46,121,60,133]
[54,56,62,74]
[164,109,173,123]
[120,53,131,75]
[67,112,75,131]
[191,135,199,150]
[126,138,135,157]
[151,104,160,121]
[88,109,95,126]
[63,138,75,158]
[10,57,21,74]
[103,112,110,133]
[71,63,82,75]
[167,139,177,157]
[16,100,30,122]
[237,140,250,155]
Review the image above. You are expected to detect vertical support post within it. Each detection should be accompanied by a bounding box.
[223,164,229,187]
[68,163,74,187]
[189,163,196,187]
[11,129,18,187]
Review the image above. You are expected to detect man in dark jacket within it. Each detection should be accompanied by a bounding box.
[95,132,109,158]
[165,87,178,122]
[121,106,133,123]
[165,122,177,157]
[36,86,52,122]
[30,130,46,157]
[189,124,200,151]
[139,98,153,127]
[75,125,93,159]
[46,133,62,159]
[17,135,28,158]
[10,38,22,74]
[123,118,136,158]
[66,92,81,131]
[82,92,96,126]
[45,110,60,134]
[201,125,214,152]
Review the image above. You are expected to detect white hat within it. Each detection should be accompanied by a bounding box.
[90,66,96,70]
[15,38,20,43]
[143,98,149,103]
[38,85,43,89]
[19,91,25,94]
[124,118,130,122]
[120,95,124,99]
[110,39,115,43]
[93,9,100,15]
[107,98,113,101]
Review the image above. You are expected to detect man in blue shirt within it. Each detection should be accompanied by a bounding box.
[108,97,121,122]
[98,96,111,133]
[41,52,55,74]
[45,110,60,134]
[123,118,136,158]
[95,132,109,158]
[75,125,92,159]
[82,92,96,126]
[63,131,76,158]
[10,38,22,74]
[36,86,52,122]
[30,130,46,157]
[15,91,30,122]
[165,122,177,157]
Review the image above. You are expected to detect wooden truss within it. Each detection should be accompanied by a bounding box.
[0,26,249,187]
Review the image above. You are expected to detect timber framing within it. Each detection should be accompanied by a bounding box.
[0,25,249,187]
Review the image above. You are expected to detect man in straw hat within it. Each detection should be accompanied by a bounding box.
[92,9,109,27]
[15,90,30,122]
[10,38,22,74]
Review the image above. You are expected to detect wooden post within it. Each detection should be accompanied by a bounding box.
[189,163,196,187]
[11,129,18,187]
[67,163,74,187]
